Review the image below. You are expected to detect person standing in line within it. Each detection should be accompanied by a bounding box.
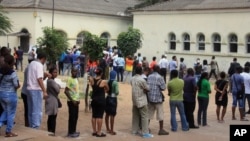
[209,56,219,80]
[13,47,18,70]
[105,71,119,135]
[0,46,10,117]
[132,56,139,76]
[240,67,250,116]
[89,67,109,137]
[116,53,125,82]
[197,72,211,126]
[123,55,133,83]
[149,56,157,71]
[58,51,66,75]
[130,66,153,138]
[142,56,149,70]
[21,61,32,127]
[241,66,250,114]
[228,58,240,93]
[179,57,186,79]
[194,58,202,83]
[137,53,143,66]
[202,59,209,73]
[0,54,20,137]
[231,66,248,121]
[62,50,73,76]
[168,56,178,74]
[27,49,35,63]
[45,67,61,136]
[147,65,169,135]
[16,46,24,71]
[214,71,229,123]
[158,55,168,83]
[168,70,189,132]
[183,68,199,129]
[64,67,80,138]
[27,52,49,129]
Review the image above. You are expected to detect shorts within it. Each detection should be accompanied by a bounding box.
[148,103,164,121]
[105,97,117,116]
[232,91,244,108]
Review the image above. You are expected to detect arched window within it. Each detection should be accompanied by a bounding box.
[169,33,176,50]
[247,34,250,53]
[213,34,221,52]
[76,31,87,45]
[183,33,190,51]
[197,33,205,50]
[100,32,111,47]
[55,30,67,37]
[229,34,238,53]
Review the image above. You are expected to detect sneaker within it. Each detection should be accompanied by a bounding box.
[158,129,169,135]
[142,133,154,138]
[67,133,79,138]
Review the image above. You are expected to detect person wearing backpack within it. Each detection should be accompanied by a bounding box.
[105,70,119,135]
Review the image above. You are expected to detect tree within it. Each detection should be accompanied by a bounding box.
[37,27,68,66]
[81,31,107,61]
[117,26,142,57]
[0,6,12,35]
[80,31,106,112]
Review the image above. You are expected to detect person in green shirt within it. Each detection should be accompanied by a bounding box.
[197,72,211,126]
[168,70,189,132]
[105,70,119,135]
[64,67,80,138]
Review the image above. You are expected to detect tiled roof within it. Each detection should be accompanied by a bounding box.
[134,0,250,11]
[0,0,141,16]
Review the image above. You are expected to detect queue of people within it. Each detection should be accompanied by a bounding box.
[1,44,250,139]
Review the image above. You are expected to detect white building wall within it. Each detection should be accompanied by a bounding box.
[133,10,250,72]
[0,8,133,51]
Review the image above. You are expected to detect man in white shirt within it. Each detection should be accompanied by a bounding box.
[27,52,50,129]
[240,66,250,115]
[158,55,168,83]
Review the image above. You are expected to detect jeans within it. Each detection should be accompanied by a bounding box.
[27,90,43,129]
[194,74,201,83]
[16,59,23,71]
[0,91,18,133]
[170,101,189,131]
[232,91,244,108]
[160,68,167,83]
[117,66,124,82]
[63,63,72,76]
[197,97,209,126]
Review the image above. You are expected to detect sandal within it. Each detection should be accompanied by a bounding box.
[109,131,116,135]
[5,132,18,137]
[96,133,106,137]
[92,132,97,136]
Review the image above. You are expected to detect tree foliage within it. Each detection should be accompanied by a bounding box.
[117,26,142,57]
[81,31,107,61]
[0,6,12,35]
[37,27,69,65]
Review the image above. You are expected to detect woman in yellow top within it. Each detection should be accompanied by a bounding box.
[123,55,133,83]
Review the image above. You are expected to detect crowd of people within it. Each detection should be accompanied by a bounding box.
[0,45,250,139]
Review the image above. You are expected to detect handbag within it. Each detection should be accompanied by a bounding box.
[233,76,244,99]
[57,98,62,108]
